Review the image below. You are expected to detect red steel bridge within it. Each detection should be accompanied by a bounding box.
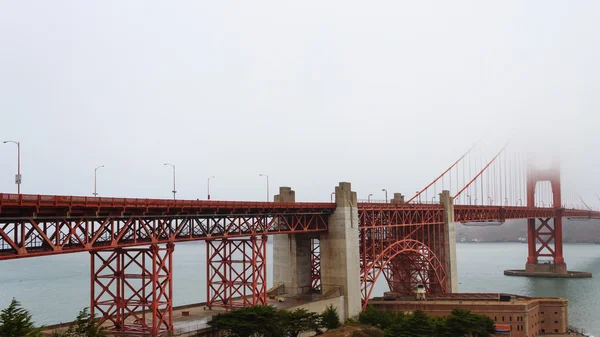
[1,144,599,335]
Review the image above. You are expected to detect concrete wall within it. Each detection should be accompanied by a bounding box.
[273,187,314,296]
[320,182,361,321]
[440,190,458,293]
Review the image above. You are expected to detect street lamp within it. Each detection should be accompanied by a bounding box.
[164,163,176,200]
[3,140,21,194]
[207,176,215,200]
[368,193,373,202]
[467,195,471,205]
[259,174,269,201]
[330,192,335,203]
[93,165,104,197]
[415,191,421,203]
[382,189,388,203]
[487,197,493,205]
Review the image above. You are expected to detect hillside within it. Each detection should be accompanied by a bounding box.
[456,219,600,243]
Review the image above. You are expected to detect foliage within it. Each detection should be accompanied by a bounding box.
[0,298,42,337]
[431,316,450,337]
[359,306,403,330]
[53,308,106,337]
[445,308,495,337]
[358,307,496,337]
[208,305,283,337]
[280,308,323,337]
[321,304,341,330]
[208,305,325,337]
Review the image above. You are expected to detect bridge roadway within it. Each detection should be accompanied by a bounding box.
[1,193,598,260]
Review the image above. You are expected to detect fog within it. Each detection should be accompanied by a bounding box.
[0,1,598,205]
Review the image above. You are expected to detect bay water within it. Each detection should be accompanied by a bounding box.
[0,242,598,335]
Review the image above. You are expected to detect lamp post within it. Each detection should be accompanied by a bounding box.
[467,195,471,205]
[382,189,388,203]
[93,165,104,197]
[487,197,493,205]
[259,174,269,201]
[330,192,335,203]
[164,163,176,200]
[207,176,215,200]
[368,193,373,202]
[416,191,421,203]
[3,140,21,194]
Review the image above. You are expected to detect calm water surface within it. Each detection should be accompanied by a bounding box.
[0,242,598,334]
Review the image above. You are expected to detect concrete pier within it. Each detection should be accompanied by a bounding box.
[273,187,314,296]
[319,182,361,320]
[439,190,458,293]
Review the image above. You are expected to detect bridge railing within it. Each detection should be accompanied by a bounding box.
[0,193,334,210]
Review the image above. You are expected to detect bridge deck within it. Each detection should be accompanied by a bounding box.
[0,193,598,260]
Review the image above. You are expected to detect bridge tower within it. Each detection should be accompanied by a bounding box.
[525,159,566,274]
[90,244,174,336]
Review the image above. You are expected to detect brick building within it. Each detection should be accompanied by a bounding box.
[370,293,568,337]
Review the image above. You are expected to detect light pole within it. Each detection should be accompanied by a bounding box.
[416,191,421,203]
[164,163,176,200]
[259,174,269,201]
[467,195,471,205]
[330,192,335,203]
[3,140,21,194]
[368,193,373,202]
[94,165,104,197]
[382,189,388,203]
[207,176,215,200]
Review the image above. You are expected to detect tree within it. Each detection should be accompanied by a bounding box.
[55,308,106,337]
[431,316,450,337]
[359,306,402,330]
[321,305,341,330]
[446,308,495,337]
[208,305,284,337]
[0,298,42,337]
[403,310,434,337]
[280,308,322,337]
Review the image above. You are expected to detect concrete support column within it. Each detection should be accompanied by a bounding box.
[273,187,313,296]
[391,193,405,204]
[439,190,458,293]
[320,182,361,320]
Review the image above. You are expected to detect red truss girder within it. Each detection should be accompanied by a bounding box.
[91,244,173,336]
[0,193,333,217]
[360,234,446,308]
[310,239,321,292]
[358,207,445,227]
[532,218,555,257]
[206,236,267,309]
[384,253,438,294]
[0,213,328,260]
[359,208,447,308]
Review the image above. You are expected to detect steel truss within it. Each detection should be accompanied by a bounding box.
[206,235,268,309]
[359,211,447,307]
[310,238,321,292]
[527,217,565,265]
[0,213,328,260]
[91,244,173,336]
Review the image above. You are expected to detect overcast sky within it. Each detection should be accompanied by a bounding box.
[0,1,598,204]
